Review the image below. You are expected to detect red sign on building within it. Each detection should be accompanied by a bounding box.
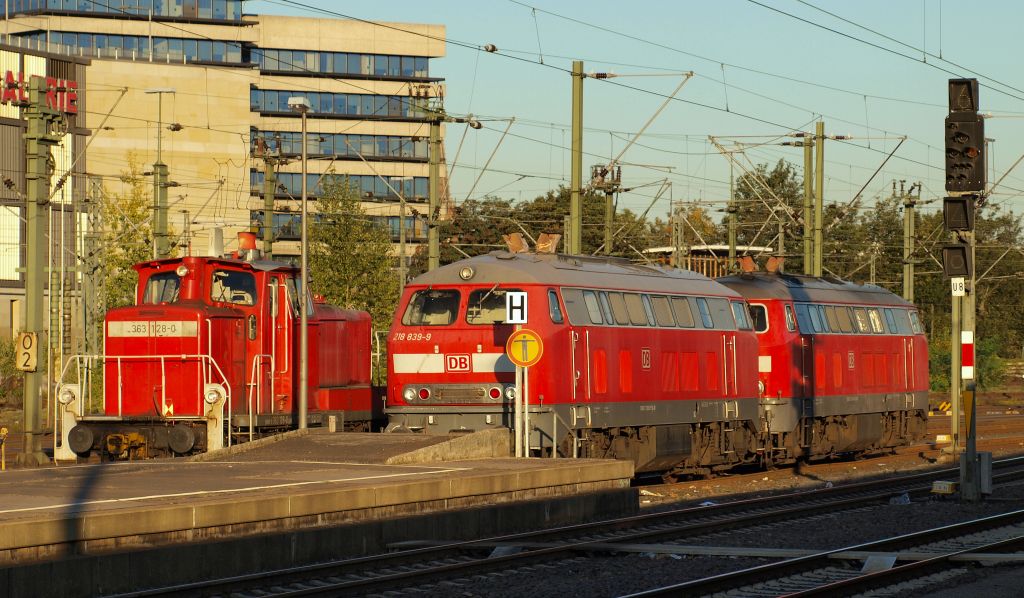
[1,71,79,114]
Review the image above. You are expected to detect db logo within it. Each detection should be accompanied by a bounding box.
[641,348,652,370]
[445,354,471,372]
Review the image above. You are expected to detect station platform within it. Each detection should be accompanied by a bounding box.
[0,429,635,597]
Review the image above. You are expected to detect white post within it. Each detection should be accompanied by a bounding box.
[514,364,523,458]
[523,365,530,457]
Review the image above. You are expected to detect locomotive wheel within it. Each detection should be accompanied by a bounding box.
[168,425,197,455]
[67,425,94,456]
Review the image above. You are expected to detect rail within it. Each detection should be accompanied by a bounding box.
[239,353,275,445]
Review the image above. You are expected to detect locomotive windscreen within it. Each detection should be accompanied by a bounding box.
[402,289,460,326]
[467,287,522,324]
[143,272,180,304]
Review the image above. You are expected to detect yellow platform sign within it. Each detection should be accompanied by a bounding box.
[506,328,543,368]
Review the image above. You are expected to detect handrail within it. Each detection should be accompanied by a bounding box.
[245,353,275,443]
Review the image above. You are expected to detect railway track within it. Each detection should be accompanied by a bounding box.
[110,456,1024,598]
[626,508,1024,597]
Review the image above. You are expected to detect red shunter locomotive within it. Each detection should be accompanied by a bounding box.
[385,250,928,477]
[56,241,375,460]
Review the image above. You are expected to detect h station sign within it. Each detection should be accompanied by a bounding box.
[1,71,79,114]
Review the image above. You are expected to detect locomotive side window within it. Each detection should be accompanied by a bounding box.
[608,293,631,325]
[561,289,592,325]
[794,303,812,332]
[582,290,604,324]
[624,294,649,326]
[732,302,752,330]
[467,287,523,324]
[598,292,615,325]
[671,297,695,328]
[650,295,676,327]
[909,310,923,334]
[695,298,714,328]
[816,306,831,332]
[706,297,736,330]
[640,295,657,326]
[883,308,898,333]
[824,306,841,333]
[867,308,885,333]
[748,304,768,333]
[807,304,824,333]
[784,304,796,331]
[211,270,257,306]
[143,271,180,304]
[402,289,460,326]
[836,305,854,333]
[853,308,871,333]
[547,289,564,324]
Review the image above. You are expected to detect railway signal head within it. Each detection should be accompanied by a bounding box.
[945,78,985,193]
[942,245,973,278]
[943,196,977,231]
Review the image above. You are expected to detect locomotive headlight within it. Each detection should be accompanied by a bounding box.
[504,386,516,400]
[57,384,79,405]
[175,264,189,277]
[758,380,766,396]
[459,266,475,280]
[403,388,415,401]
[204,383,226,405]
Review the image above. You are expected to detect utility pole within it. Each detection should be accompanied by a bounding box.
[727,161,737,266]
[145,88,174,260]
[562,215,571,255]
[777,208,785,263]
[813,121,825,277]
[802,135,814,275]
[20,76,62,466]
[255,137,280,259]
[428,116,441,271]
[84,177,102,355]
[569,60,584,255]
[902,180,918,302]
[591,164,621,255]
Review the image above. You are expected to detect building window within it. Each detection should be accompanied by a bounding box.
[250,89,426,119]
[251,171,430,202]
[254,48,431,79]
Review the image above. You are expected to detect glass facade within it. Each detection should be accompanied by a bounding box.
[252,130,428,161]
[250,212,425,242]
[14,31,243,63]
[252,171,429,202]
[254,49,429,78]
[7,0,243,21]
[250,89,426,119]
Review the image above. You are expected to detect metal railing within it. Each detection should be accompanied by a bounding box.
[57,353,231,419]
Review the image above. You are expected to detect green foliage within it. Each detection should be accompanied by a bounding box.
[97,155,155,311]
[309,179,400,327]
[928,335,1005,392]
[0,339,21,408]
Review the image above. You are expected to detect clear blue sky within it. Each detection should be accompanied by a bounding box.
[249,0,1024,222]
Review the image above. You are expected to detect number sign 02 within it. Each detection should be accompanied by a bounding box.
[16,332,38,372]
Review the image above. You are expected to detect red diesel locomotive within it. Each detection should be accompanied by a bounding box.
[56,249,375,460]
[717,268,929,466]
[385,251,928,476]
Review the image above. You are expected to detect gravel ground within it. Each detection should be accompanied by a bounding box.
[402,480,1024,598]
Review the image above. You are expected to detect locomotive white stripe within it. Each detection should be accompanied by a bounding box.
[393,353,514,374]
[108,320,198,337]
[472,353,516,373]
[393,353,445,373]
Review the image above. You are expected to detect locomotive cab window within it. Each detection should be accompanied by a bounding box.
[143,271,180,304]
[582,290,604,324]
[909,310,923,334]
[836,306,854,333]
[707,297,736,330]
[402,289,460,326]
[824,306,841,333]
[695,298,714,328]
[624,293,649,326]
[547,289,564,324]
[784,304,796,331]
[748,304,768,333]
[211,270,257,306]
[732,302,753,330]
[467,287,522,324]
[608,293,631,325]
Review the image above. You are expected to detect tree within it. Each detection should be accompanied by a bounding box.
[309,180,400,327]
[97,155,154,310]
[732,160,803,260]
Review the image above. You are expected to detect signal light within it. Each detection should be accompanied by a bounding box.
[944,117,985,193]
[943,196,977,231]
[417,387,431,400]
[942,245,972,278]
